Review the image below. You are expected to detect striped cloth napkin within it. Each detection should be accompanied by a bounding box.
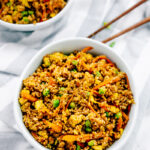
[0,0,150,149]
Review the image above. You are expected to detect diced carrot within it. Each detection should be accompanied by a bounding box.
[49,78,56,86]
[43,119,62,133]
[93,75,122,90]
[21,90,37,102]
[117,117,123,131]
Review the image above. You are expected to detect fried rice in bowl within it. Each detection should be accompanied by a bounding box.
[14,37,138,150]
[0,0,73,31]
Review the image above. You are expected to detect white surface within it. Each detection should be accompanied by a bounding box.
[0,0,150,150]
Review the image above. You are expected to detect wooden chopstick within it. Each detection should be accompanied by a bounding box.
[88,0,148,38]
[102,16,150,43]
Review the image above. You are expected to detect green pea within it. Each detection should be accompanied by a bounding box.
[95,71,101,77]
[60,87,65,91]
[22,11,28,16]
[23,17,29,22]
[115,112,122,119]
[76,144,80,150]
[105,112,109,117]
[88,140,95,146]
[43,88,50,96]
[85,120,91,127]
[28,11,34,15]
[69,102,76,109]
[98,87,106,95]
[53,99,60,108]
[72,60,78,66]
[85,127,92,133]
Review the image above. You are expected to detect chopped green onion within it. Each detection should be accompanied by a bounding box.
[98,87,106,95]
[53,99,60,108]
[115,69,119,75]
[22,11,28,16]
[60,87,65,91]
[23,17,29,22]
[103,22,111,29]
[58,94,63,97]
[72,60,78,66]
[43,88,50,96]
[6,2,12,7]
[87,92,90,97]
[76,144,80,150]
[88,140,95,146]
[69,102,76,109]
[109,41,116,48]
[105,112,109,117]
[28,10,34,15]
[95,71,101,77]
[71,69,77,72]
[85,127,92,133]
[115,112,122,119]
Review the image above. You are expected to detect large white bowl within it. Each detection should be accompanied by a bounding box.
[0,0,73,31]
[14,37,138,150]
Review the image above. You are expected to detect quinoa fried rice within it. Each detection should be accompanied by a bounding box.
[19,47,134,150]
[0,0,66,24]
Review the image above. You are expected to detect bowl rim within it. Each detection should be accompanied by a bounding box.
[14,37,138,150]
[0,0,73,30]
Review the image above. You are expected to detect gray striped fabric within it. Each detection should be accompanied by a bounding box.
[0,0,150,149]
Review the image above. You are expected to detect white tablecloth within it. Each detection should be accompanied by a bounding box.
[0,0,150,149]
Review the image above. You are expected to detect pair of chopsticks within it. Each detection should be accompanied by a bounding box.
[88,0,150,43]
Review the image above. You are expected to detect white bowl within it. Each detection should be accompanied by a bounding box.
[0,0,73,31]
[14,37,138,150]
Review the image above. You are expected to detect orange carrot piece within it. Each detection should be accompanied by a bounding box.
[49,78,56,86]
[60,132,103,142]
[117,117,123,131]
[93,55,114,65]
[122,111,129,121]
[87,102,98,114]
[125,74,130,89]
[43,119,62,133]
[31,132,38,138]
[21,90,37,102]
[65,96,73,110]
[93,75,122,90]
[75,47,93,59]
[81,46,93,53]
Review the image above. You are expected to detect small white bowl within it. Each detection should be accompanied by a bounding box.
[0,0,73,31]
[14,37,138,150]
